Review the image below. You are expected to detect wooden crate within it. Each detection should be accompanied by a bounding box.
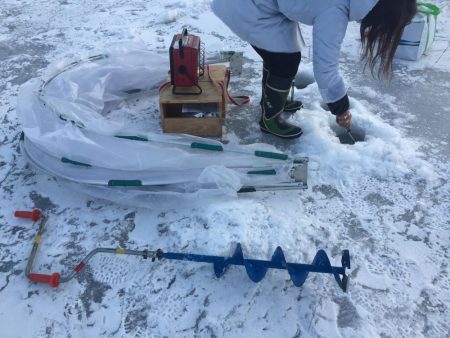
[159,65,227,137]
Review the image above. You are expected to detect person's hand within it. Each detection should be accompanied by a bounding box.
[336,110,352,130]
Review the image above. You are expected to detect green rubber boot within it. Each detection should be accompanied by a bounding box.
[260,66,303,114]
[284,99,303,114]
[259,73,303,139]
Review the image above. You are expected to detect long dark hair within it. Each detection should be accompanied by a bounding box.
[360,0,417,78]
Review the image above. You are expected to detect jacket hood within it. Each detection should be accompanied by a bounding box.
[349,0,379,21]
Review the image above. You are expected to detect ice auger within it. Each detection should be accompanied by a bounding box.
[16,209,350,291]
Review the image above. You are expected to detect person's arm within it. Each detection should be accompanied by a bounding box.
[312,6,351,126]
[329,95,351,129]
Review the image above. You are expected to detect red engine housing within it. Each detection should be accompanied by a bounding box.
[169,28,204,94]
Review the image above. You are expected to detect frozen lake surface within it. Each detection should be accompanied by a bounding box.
[1,1,449,337]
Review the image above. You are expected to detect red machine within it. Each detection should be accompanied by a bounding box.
[169,28,205,95]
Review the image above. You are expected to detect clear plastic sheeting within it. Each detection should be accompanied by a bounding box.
[17,47,305,196]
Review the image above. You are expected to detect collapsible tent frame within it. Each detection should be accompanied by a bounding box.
[19,49,309,195]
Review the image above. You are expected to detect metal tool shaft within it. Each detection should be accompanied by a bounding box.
[347,129,357,144]
[16,210,350,291]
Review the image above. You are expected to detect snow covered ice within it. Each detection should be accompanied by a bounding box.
[1,1,449,337]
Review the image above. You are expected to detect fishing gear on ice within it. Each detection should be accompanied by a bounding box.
[16,209,350,291]
[17,47,308,197]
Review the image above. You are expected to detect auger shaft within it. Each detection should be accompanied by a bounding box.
[16,209,350,291]
[162,244,350,291]
[162,252,346,274]
[29,246,350,291]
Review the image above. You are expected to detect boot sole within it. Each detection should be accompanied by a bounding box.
[260,126,303,139]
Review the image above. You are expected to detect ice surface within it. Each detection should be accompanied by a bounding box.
[0,1,449,337]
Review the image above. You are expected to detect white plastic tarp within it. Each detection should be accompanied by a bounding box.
[17,47,297,195]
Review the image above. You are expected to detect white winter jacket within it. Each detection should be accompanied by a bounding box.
[212,0,379,104]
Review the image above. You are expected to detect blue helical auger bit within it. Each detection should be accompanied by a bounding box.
[159,244,351,292]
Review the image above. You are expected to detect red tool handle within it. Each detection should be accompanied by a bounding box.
[14,209,41,222]
[28,273,61,288]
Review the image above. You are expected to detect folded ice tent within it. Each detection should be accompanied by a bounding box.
[17,47,308,197]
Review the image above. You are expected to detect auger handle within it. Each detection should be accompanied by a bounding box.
[28,273,61,288]
[15,209,41,222]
